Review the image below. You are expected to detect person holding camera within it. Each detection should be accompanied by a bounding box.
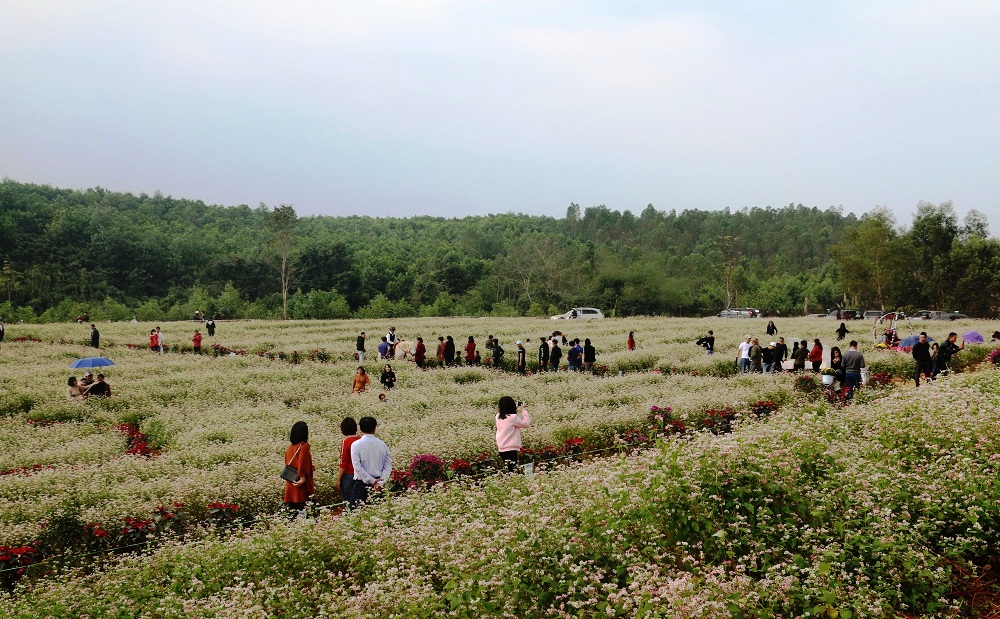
[696,330,715,355]
[496,396,530,473]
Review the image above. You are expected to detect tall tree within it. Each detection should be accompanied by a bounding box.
[265,204,297,320]
[831,209,907,310]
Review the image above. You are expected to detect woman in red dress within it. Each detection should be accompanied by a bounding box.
[283,421,315,514]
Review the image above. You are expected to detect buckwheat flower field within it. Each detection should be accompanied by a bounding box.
[1,316,997,617]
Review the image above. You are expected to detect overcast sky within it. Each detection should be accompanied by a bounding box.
[2,1,998,234]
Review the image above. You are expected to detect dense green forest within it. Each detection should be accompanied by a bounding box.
[0,179,997,321]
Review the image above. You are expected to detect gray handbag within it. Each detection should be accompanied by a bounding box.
[280,445,302,482]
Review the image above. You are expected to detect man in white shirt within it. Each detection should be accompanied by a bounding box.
[350,416,392,508]
[737,335,752,373]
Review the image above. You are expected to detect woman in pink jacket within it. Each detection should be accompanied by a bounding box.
[495,396,530,473]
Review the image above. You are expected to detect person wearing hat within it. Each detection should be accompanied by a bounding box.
[737,335,753,374]
[515,341,526,374]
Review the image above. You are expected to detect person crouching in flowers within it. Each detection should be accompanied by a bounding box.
[351,366,371,394]
[380,364,397,390]
[496,396,530,473]
[283,421,314,515]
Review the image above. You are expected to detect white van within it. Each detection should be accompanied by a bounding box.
[551,307,605,320]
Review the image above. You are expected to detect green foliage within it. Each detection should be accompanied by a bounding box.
[2,180,997,320]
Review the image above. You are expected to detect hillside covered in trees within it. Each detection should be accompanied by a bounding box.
[0,180,997,321]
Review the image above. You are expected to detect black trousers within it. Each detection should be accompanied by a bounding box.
[499,450,519,473]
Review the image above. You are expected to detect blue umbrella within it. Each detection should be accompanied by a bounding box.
[899,335,932,347]
[69,357,116,369]
[962,331,984,343]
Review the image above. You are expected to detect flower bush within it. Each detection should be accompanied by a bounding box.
[988,348,1000,365]
[867,370,894,388]
[409,454,447,486]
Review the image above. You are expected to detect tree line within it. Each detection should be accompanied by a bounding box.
[0,179,996,322]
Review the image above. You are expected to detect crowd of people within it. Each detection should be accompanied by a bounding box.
[352,328,602,389]
[66,372,111,399]
[282,396,530,515]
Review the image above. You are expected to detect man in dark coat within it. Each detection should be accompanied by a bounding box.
[90,324,100,348]
[912,332,933,387]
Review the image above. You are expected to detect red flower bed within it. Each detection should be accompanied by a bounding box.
[117,423,152,457]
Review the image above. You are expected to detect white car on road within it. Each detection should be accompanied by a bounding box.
[551,307,605,320]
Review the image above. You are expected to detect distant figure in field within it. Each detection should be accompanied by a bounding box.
[836,322,850,341]
[737,335,752,374]
[766,320,777,336]
[444,335,456,366]
[386,327,399,357]
[792,339,808,371]
[351,366,371,394]
[377,336,389,360]
[492,339,504,368]
[912,332,933,387]
[414,336,426,368]
[627,331,635,351]
[90,324,100,348]
[464,336,476,366]
[83,373,111,398]
[516,341,527,374]
[435,336,446,366]
[583,338,596,372]
[356,331,366,364]
[830,346,844,384]
[205,318,216,337]
[774,337,788,370]
[192,329,202,354]
[149,329,158,352]
[549,340,562,372]
[809,338,824,372]
[538,336,549,370]
[67,376,84,400]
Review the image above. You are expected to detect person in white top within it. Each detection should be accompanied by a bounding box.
[495,396,531,473]
[736,335,752,373]
[350,416,392,507]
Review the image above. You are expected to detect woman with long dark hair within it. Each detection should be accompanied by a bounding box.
[809,338,824,372]
[283,421,314,513]
[830,346,844,384]
[444,335,456,366]
[464,336,476,365]
[495,396,530,473]
[380,364,397,390]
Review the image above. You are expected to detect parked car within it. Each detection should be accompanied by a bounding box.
[551,307,605,320]
[912,310,968,320]
[935,311,968,321]
[863,310,883,320]
[716,307,759,318]
[826,309,861,320]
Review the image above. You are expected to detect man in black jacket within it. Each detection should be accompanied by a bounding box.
[936,332,964,375]
[912,332,933,387]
